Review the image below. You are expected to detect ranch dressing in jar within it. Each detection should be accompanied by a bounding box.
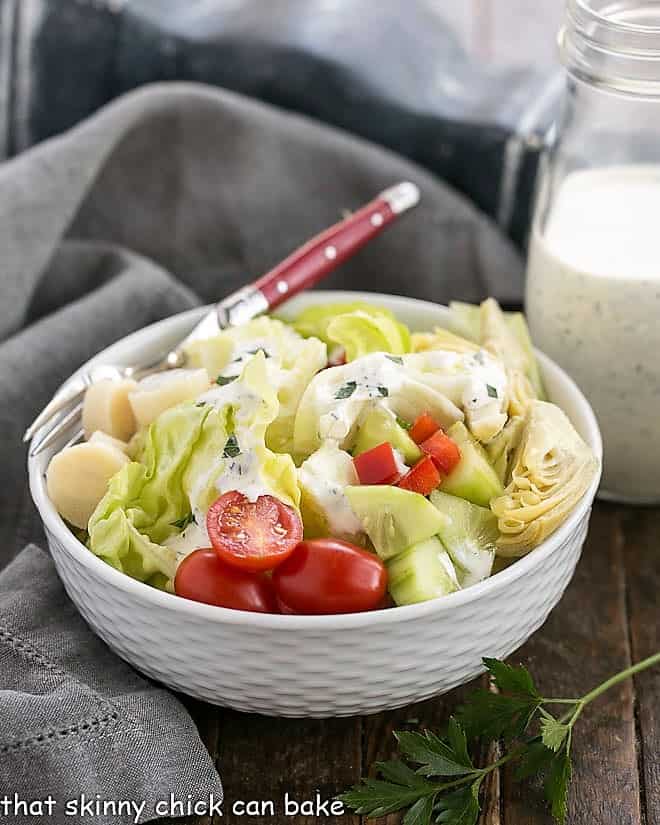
[526,0,660,503]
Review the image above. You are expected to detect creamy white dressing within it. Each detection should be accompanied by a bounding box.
[309,352,463,449]
[526,166,660,501]
[220,339,276,378]
[164,513,210,562]
[297,444,363,538]
[215,448,268,502]
[317,354,407,443]
[407,349,508,442]
[186,378,274,512]
[460,351,507,413]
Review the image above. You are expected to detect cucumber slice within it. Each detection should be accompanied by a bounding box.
[353,407,421,464]
[430,490,497,586]
[387,537,460,605]
[442,422,504,507]
[345,485,449,561]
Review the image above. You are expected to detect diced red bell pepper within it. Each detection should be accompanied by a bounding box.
[397,456,441,496]
[353,442,400,486]
[409,412,440,445]
[420,430,461,475]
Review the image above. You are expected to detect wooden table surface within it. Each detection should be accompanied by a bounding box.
[170,501,659,825]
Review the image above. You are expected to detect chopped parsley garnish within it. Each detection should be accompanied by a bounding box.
[386,355,404,365]
[216,374,236,386]
[223,434,241,459]
[486,384,498,399]
[377,386,389,397]
[335,381,357,399]
[195,401,207,408]
[396,415,411,430]
[171,512,196,530]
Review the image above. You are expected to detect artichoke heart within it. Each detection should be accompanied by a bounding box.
[480,298,542,412]
[506,368,537,417]
[491,401,599,556]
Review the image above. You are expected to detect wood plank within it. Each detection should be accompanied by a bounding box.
[502,503,642,825]
[216,710,361,825]
[621,507,660,825]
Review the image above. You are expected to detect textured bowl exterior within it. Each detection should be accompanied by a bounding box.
[29,292,602,717]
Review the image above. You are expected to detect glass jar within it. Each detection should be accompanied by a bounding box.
[526,0,660,504]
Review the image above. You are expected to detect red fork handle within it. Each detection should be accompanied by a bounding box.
[216,181,420,327]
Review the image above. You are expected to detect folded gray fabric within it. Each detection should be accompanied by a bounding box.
[0,82,521,821]
[0,546,223,825]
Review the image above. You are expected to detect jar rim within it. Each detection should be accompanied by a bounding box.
[572,0,660,34]
[560,1,660,94]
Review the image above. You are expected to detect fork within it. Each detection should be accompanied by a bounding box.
[25,181,420,456]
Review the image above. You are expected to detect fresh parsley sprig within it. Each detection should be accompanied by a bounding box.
[340,652,660,825]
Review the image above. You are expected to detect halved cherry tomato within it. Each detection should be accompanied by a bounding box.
[273,539,388,615]
[353,442,400,485]
[409,412,440,444]
[397,455,441,496]
[174,548,278,612]
[207,491,303,572]
[420,430,461,475]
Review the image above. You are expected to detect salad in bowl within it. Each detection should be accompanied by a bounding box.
[45,297,599,617]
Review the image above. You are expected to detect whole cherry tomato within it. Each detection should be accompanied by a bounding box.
[207,491,303,572]
[272,539,388,615]
[174,548,278,613]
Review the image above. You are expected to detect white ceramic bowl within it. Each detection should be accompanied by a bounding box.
[28,292,602,717]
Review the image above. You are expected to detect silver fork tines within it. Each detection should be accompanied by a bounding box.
[29,402,84,458]
[24,379,88,444]
[23,307,219,457]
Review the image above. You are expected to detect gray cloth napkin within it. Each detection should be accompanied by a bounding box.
[0,82,521,822]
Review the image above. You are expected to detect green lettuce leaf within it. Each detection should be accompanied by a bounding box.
[184,316,326,453]
[88,353,300,589]
[88,401,212,587]
[289,302,411,360]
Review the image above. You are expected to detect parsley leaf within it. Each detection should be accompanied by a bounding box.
[386,355,404,365]
[457,690,541,742]
[395,721,475,777]
[483,657,540,698]
[338,779,433,817]
[335,381,357,399]
[540,712,570,753]
[514,739,556,780]
[377,385,389,397]
[434,780,481,825]
[396,415,411,430]
[171,512,196,530]
[216,374,236,386]
[375,760,429,788]
[545,745,572,824]
[223,434,240,459]
[486,384,498,398]
[403,793,436,825]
